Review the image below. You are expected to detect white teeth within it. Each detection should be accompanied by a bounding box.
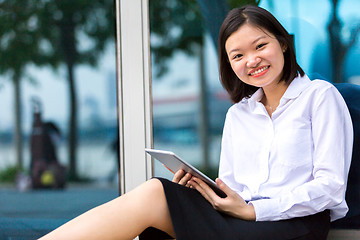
[250,66,269,75]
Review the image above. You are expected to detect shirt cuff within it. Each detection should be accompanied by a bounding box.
[250,198,282,221]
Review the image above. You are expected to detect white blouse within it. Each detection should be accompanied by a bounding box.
[219,74,353,222]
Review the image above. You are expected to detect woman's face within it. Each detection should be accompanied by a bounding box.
[225,23,286,90]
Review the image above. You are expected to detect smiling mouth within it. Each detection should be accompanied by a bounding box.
[249,66,270,76]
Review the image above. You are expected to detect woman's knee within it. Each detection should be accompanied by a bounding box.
[148,178,164,188]
[128,178,166,207]
[144,178,165,196]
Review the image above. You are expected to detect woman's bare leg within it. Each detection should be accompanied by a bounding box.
[39,179,174,240]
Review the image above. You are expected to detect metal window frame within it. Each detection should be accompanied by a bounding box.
[115,0,153,195]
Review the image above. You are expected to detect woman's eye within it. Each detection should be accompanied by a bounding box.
[233,54,243,60]
[256,43,267,49]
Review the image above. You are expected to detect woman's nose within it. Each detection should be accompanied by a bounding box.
[246,56,261,68]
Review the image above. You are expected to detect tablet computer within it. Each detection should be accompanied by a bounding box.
[145,148,226,198]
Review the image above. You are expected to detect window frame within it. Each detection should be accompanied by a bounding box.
[115,0,153,194]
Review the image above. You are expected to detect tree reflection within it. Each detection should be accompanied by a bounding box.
[0,0,114,181]
[149,0,260,173]
[328,0,360,83]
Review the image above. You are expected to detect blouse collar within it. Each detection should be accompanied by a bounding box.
[243,74,312,114]
[246,74,312,104]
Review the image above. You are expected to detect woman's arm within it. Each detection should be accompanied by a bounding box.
[251,85,353,221]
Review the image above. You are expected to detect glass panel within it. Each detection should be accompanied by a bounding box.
[0,0,118,238]
[149,0,360,178]
[259,0,360,228]
[149,0,359,228]
[259,0,360,85]
[149,0,233,180]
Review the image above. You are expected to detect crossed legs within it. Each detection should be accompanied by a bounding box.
[39,179,175,240]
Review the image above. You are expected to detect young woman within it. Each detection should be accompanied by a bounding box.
[40,5,353,240]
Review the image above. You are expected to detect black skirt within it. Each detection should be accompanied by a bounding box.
[139,178,330,240]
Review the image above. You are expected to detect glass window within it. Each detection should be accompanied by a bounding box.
[0,0,118,237]
[149,0,232,180]
[149,0,359,180]
[260,0,360,85]
[149,0,360,229]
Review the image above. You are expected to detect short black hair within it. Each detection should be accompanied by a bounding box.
[218,5,304,103]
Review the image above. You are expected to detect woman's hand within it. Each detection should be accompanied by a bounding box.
[189,177,256,221]
[172,169,193,187]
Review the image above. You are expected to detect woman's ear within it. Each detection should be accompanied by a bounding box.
[279,41,288,53]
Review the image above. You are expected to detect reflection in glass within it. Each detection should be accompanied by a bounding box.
[260,0,360,84]
[149,0,235,180]
[149,0,360,181]
[0,0,118,237]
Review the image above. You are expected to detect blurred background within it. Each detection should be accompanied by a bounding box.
[0,0,359,238]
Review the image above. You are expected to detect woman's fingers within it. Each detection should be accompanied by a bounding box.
[180,173,192,186]
[188,177,212,203]
[190,177,255,220]
[172,169,193,186]
[215,178,235,197]
[172,169,185,183]
[189,177,219,206]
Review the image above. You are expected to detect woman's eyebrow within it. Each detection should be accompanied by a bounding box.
[228,48,241,55]
[251,35,267,45]
[228,35,268,55]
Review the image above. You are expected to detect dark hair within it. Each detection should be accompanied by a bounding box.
[218,5,304,103]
